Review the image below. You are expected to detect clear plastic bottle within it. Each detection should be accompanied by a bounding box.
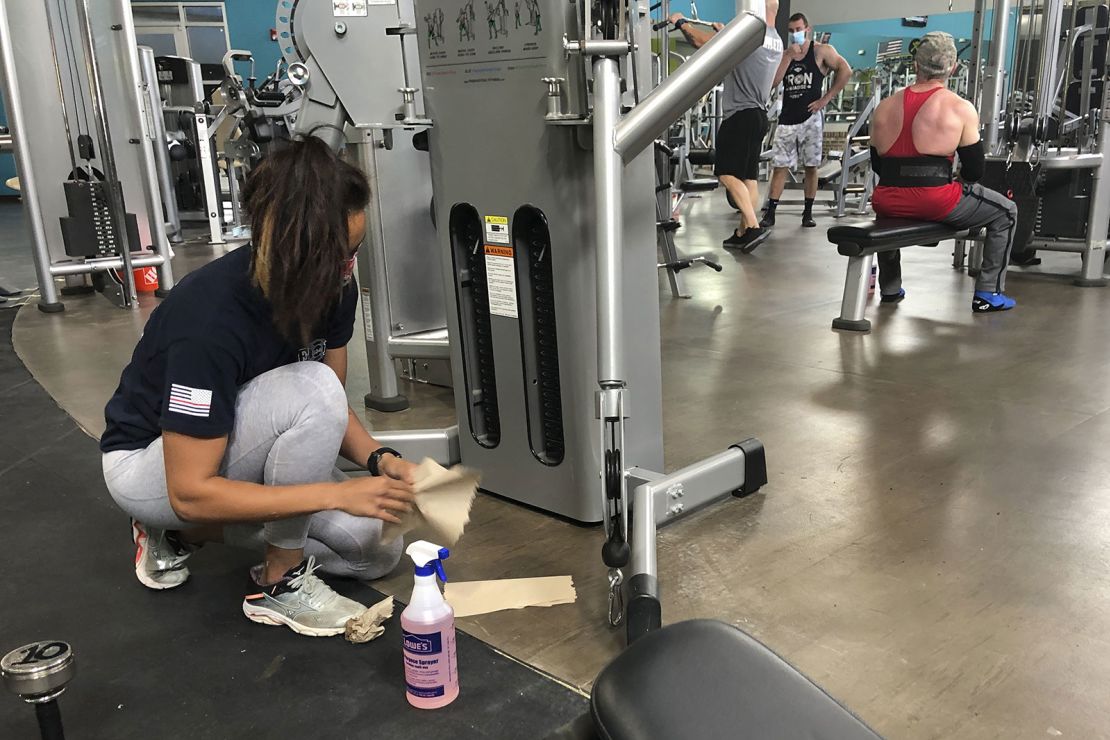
[401,541,459,709]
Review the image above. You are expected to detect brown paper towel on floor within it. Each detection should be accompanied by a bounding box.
[444,577,576,618]
[344,595,395,644]
[381,458,479,547]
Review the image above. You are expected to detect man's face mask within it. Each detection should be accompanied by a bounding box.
[790,30,806,46]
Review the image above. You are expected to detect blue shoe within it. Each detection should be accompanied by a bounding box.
[880,288,906,304]
[972,291,1016,313]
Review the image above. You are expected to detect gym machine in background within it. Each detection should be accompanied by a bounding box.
[969,0,1110,286]
[0,0,175,311]
[275,0,451,411]
[368,0,769,640]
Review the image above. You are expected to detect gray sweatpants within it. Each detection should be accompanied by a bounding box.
[878,182,1018,296]
[101,362,402,581]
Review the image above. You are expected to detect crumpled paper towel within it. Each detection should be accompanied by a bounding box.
[345,595,395,644]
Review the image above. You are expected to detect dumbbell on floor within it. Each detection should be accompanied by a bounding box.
[2,640,76,740]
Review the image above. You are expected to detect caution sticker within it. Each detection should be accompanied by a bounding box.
[484,215,510,245]
[484,245,518,319]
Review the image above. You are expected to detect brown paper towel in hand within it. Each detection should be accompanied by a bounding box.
[380,458,479,547]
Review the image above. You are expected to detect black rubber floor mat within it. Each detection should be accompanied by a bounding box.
[0,311,587,738]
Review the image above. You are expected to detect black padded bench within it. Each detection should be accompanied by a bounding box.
[551,620,883,740]
[828,218,967,332]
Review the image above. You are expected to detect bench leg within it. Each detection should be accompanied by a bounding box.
[832,254,872,332]
[953,239,966,270]
[969,241,983,278]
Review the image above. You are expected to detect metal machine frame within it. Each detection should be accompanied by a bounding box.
[367,0,770,641]
[968,0,1110,286]
[277,0,451,412]
[0,0,176,311]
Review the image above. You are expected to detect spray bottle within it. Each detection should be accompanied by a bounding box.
[401,541,459,709]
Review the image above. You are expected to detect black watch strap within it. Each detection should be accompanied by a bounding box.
[674,18,687,29]
[367,447,402,476]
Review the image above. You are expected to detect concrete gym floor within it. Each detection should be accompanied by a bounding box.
[6,191,1110,739]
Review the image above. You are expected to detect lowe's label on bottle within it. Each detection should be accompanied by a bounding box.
[403,630,447,698]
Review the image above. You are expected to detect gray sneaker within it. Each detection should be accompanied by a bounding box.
[242,557,366,637]
[131,519,191,590]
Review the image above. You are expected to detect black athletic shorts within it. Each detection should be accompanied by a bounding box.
[714,107,768,181]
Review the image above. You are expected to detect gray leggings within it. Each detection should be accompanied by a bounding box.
[879,182,1019,296]
[101,362,402,581]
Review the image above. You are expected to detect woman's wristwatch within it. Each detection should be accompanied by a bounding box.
[367,447,402,477]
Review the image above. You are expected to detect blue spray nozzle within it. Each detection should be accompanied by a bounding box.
[408,542,450,582]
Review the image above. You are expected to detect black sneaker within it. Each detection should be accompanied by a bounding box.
[724,227,769,253]
[880,288,906,304]
[801,213,817,228]
[759,209,776,228]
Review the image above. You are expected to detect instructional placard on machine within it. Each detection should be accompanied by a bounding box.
[484,215,510,245]
[484,245,518,319]
[361,287,374,342]
[333,0,369,16]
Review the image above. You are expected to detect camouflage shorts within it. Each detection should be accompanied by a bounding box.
[771,113,824,169]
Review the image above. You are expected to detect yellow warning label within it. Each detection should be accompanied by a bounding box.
[484,215,511,245]
[484,245,514,258]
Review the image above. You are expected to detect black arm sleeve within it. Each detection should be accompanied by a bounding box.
[956,140,985,183]
[869,146,882,178]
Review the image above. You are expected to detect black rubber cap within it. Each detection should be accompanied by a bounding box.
[364,393,410,413]
[626,574,661,644]
[729,438,767,496]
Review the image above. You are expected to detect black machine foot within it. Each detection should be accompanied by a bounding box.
[154,288,172,298]
[59,285,94,296]
[1073,277,1108,287]
[364,393,410,412]
[626,574,661,644]
[831,317,871,332]
[37,301,65,314]
[729,438,767,496]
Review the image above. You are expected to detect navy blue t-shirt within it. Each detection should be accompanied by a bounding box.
[100,246,358,452]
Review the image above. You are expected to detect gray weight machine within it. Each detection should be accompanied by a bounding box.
[148,54,226,244]
[961,0,1110,286]
[0,0,175,311]
[276,0,452,410]
[370,0,770,641]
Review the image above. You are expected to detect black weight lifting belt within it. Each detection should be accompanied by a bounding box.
[872,153,953,187]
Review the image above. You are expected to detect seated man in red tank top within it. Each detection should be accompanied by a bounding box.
[870,32,1017,313]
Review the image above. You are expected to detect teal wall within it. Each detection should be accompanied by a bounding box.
[0,95,12,196]
[816,10,1018,69]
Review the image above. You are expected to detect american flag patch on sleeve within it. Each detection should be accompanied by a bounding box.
[168,384,213,418]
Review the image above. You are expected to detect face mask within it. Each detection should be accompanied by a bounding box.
[790,30,806,46]
[341,250,358,285]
